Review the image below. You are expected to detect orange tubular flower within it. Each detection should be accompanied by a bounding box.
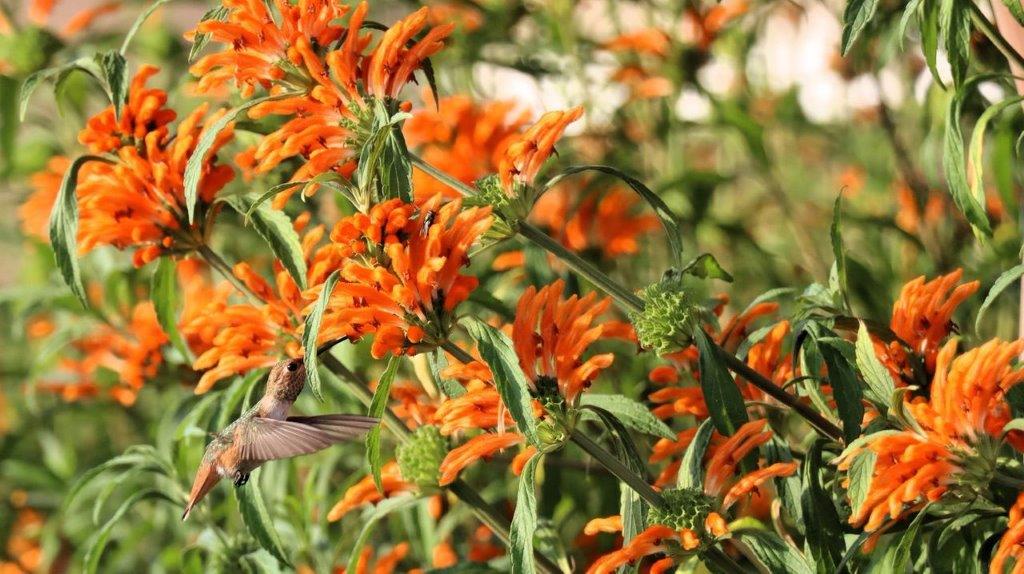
[39,302,168,406]
[365,9,454,100]
[316,196,492,359]
[187,0,351,97]
[739,320,795,399]
[328,461,415,521]
[513,279,626,404]
[886,270,979,374]
[837,338,1024,534]
[587,420,797,573]
[438,432,524,486]
[404,94,530,201]
[70,66,234,266]
[499,107,583,192]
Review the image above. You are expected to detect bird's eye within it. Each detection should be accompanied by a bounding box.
[286,361,299,372]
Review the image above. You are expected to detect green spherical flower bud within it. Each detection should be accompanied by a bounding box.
[468,175,527,239]
[630,277,699,355]
[396,425,448,491]
[649,487,716,533]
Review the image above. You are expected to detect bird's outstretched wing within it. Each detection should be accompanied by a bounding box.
[237,415,379,463]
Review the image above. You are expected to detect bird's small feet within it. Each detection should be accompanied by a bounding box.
[233,472,250,487]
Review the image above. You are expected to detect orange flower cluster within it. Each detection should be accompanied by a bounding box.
[338,543,409,574]
[877,269,979,378]
[181,219,346,392]
[513,279,627,403]
[38,301,168,406]
[191,1,453,202]
[837,338,1024,534]
[498,107,583,192]
[316,196,492,359]
[586,420,797,573]
[404,94,530,201]
[327,461,415,521]
[19,66,235,266]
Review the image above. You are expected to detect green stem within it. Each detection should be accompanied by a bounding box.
[410,152,477,196]
[717,347,843,441]
[440,338,476,365]
[971,1,1024,70]
[518,222,645,312]
[570,429,665,509]
[197,244,260,303]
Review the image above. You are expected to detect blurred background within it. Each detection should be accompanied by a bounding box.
[2,0,1023,571]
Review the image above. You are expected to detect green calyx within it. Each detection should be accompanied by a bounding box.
[649,487,716,533]
[396,424,449,491]
[468,175,528,239]
[630,277,699,355]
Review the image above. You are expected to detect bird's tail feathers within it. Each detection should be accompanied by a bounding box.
[182,461,221,521]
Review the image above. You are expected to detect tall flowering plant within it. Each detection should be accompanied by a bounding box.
[10,0,1024,573]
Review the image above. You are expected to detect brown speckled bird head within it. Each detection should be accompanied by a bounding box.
[266,358,306,403]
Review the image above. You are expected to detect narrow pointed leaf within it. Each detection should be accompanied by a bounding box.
[226,197,308,290]
[510,453,543,574]
[303,270,340,402]
[465,318,539,446]
[854,321,895,411]
[677,419,713,489]
[50,155,114,306]
[693,329,748,435]
[366,356,401,492]
[237,472,291,567]
[151,256,192,360]
[579,394,674,440]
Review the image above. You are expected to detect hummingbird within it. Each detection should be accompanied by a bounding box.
[182,358,378,520]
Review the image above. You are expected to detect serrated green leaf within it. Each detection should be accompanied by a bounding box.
[734,529,815,574]
[940,0,970,86]
[510,453,543,574]
[693,329,748,435]
[818,337,863,443]
[1004,0,1024,25]
[237,472,290,567]
[465,318,539,446]
[303,270,340,402]
[366,356,400,492]
[96,51,128,120]
[50,155,114,306]
[847,450,875,517]
[428,347,465,398]
[226,197,308,290]
[677,419,713,490]
[841,0,880,55]
[578,394,674,440]
[151,256,192,361]
[543,165,685,266]
[854,321,895,411]
[882,503,930,571]
[802,440,845,573]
